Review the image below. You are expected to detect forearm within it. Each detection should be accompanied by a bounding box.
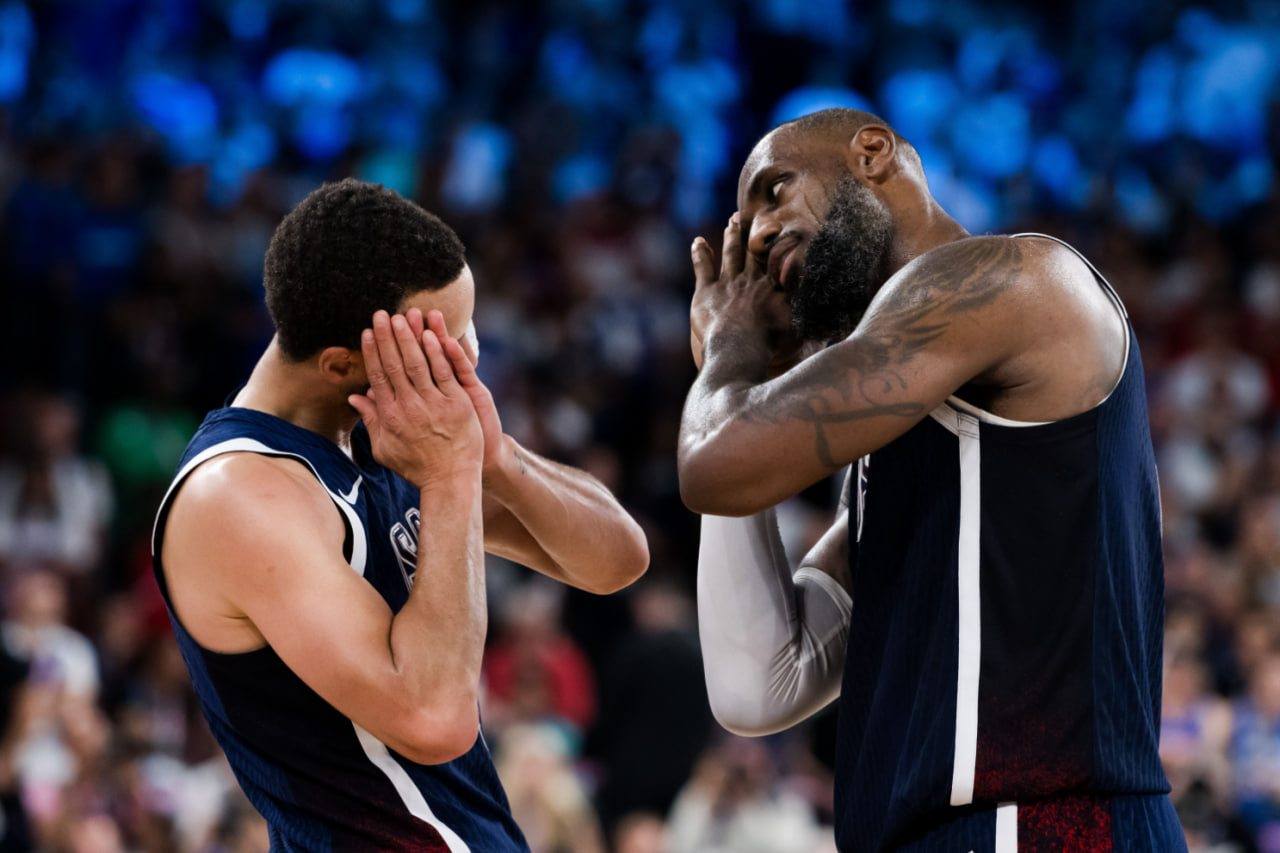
[389,475,487,732]
[698,511,850,736]
[484,435,648,593]
[679,328,792,515]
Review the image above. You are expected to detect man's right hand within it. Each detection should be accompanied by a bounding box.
[349,310,483,489]
[690,214,806,377]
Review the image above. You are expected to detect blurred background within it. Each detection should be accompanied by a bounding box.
[0,0,1278,851]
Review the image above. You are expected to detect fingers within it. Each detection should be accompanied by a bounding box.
[420,327,460,390]
[406,307,425,341]
[746,243,770,285]
[691,236,716,289]
[348,392,376,426]
[369,311,415,395]
[424,309,449,342]
[422,309,478,385]
[391,313,433,389]
[441,333,479,386]
[720,211,744,280]
[361,326,388,394]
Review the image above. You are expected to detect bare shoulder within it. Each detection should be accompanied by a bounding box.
[833,235,1033,379]
[875,235,1029,319]
[165,451,346,575]
[889,234,1124,419]
[162,452,347,649]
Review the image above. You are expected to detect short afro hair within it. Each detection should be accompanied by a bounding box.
[263,178,467,362]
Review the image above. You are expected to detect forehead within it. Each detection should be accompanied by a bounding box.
[398,264,475,338]
[737,126,834,206]
[738,132,787,203]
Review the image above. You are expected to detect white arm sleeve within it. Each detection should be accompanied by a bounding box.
[697,510,852,736]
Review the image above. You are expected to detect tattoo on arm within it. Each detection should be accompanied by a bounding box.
[724,238,1024,469]
[513,447,529,476]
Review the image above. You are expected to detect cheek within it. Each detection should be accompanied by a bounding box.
[794,192,828,227]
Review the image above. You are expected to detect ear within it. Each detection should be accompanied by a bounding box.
[317,346,363,386]
[846,126,897,183]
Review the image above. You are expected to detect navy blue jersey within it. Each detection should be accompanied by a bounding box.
[152,407,529,853]
[836,236,1186,852]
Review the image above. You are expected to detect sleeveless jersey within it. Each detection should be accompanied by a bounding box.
[835,235,1186,852]
[152,407,529,853]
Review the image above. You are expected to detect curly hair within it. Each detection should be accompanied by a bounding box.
[263,178,467,362]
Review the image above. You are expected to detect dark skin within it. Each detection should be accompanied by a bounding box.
[678,123,1128,553]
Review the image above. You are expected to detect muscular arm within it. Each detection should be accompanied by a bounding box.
[481,439,649,594]
[164,455,485,766]
[415,311,648,593]
[680,236,1025,516]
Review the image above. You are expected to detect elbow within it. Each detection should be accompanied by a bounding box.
[392,703,481,766]
[582,526,650,595]
[608,521,651,592]
[678,450,773,518]
[573,512,645,591]
[706,693,791,738]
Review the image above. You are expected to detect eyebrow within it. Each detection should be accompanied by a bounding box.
[740,165,779,207]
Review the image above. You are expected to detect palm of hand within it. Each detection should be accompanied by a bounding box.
[690,213,806,376]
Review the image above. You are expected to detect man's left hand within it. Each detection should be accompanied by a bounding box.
[406,308,509,483]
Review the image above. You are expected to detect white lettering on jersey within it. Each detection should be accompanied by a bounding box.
[389,507,421,588]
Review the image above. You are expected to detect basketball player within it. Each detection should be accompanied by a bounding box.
[152,180,649,851]
[679,109,1187,851]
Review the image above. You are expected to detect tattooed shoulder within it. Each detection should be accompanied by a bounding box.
[737,236,1025,471]
[875,236,1024,327]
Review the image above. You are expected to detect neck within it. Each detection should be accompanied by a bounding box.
[231,338,360,451]
[884,194,970,278]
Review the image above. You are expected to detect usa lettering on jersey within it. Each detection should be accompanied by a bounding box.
[389,507,421,588]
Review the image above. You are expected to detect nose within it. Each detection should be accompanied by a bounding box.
[747,211,781,261]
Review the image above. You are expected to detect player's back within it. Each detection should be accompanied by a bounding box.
[152,406,528,853]
[835,236,1186,852]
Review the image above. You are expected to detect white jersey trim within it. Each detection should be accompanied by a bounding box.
[353,724,472,852]
[152,437,368,576]
[995,802,1018,852]
[940,407,982,807]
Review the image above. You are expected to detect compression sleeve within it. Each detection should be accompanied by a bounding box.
[697,511,852,736]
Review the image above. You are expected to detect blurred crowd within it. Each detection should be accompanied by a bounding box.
[0,0,1279,851]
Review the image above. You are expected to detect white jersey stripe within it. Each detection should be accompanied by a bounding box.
[353,724,472,852]
[950,412,982,806]
[151,437,367,576]
[995,802,1017,852]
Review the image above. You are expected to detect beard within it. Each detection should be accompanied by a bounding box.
[787,177,893,343]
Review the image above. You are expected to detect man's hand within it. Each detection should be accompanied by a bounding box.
[348,310,483,489]
[690,213,806,376]
[420,310,512,485]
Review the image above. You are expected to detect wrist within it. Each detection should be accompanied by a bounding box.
[415,458,483,494]
[701,326,773,380]
[481,434,526,498]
